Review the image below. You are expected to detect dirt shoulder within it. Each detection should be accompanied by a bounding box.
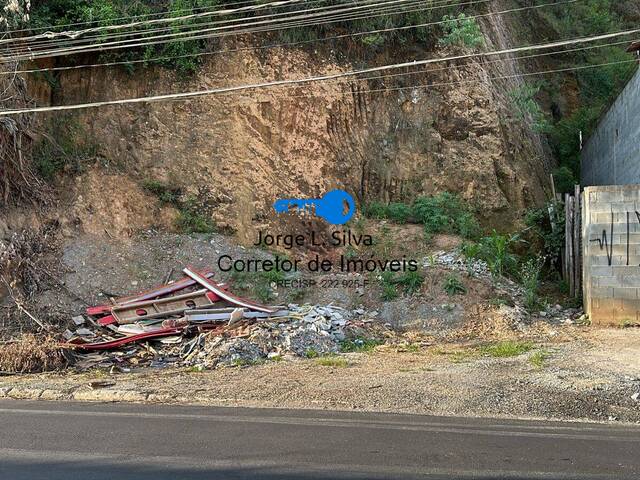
[2,327,639,424]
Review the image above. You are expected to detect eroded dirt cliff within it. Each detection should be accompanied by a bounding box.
[26,14,551,241]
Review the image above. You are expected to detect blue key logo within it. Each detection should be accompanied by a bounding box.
[273,189,356,225]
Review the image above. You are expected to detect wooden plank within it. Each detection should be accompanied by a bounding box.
[564,194,570,283]
[574,184,582,298]
[567,194,575,297]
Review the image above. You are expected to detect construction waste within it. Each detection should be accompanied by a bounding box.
[65,267,380,371]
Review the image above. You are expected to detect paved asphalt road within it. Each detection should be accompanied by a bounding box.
[0,400,638,479]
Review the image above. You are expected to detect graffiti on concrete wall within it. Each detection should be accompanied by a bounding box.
[590,210,640,266]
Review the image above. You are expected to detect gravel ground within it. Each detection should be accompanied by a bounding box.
[2,327,639,423]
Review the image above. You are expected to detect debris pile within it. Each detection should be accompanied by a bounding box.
[65,267,374,370]
[427,250,584,323]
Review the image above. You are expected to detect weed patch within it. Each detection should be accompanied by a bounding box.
[315,355,348,368]
[479,341,534,358]
[340,338,383,353]
[443,274,466,296]
[529,350,550,368]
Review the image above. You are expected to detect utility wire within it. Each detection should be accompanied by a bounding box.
[1,28,637,116]
[315,59,638,102]
[1,0,457,55]
[0,0,578,76]
[228,38,640,93]
[2,0,311,43]
[1,0,467,59]
[4,0,317,34]
[1,0,395,50]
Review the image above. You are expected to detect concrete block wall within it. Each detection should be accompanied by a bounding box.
[581,68,640,186]
[583,185,640,325]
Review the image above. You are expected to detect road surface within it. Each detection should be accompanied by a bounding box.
[0,399,638,479]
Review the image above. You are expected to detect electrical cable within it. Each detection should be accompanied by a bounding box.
[1,0,578,76]
[1,28,637,115]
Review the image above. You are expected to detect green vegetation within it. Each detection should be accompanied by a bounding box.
[277,4,456,48]
[520,257,544,311]
[413,193,480,239]
[378,269,424,301]
[523,203,564,271]
[33,117,97,180]
[509,82,550,133]
[434,346,478,363]
[315,355,348,368]
[176,196,216,234]
[142,180,216,233]
[233,358,262,367]
[304,348,319,359]
[364,192,480,240]
[479,341,534,358]
[529,349,550,368]
[31,0,223,76]
[439,13,484,49]
[28,0,466,74]
[524,0,638,192]
[396,270,424,295]
[471,231,521,277]
[443,274,466,296]
[380,271,399,301]
[385,202,412,223]
[340,338,383,353]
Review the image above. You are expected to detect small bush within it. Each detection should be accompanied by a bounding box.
[363,201,388,219]
[379,269,423,300]
[386,202,412,223]
[304,348,319,359]
[413,193,479,239]
[523,203,564,271]
[396,269,424,295]
[439,13,484,49]
[456,212,481,240]
[520,257,543,311]
[477,231,521,277]
[509,82,550,132]
[33,118,97,180]
[381,283,398,301]
[443,274,466,296]
[552,166,577,195]
[142,179,180,205]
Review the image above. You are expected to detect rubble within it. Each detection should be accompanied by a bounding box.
[426,250,584,324]
[60,266,379,371]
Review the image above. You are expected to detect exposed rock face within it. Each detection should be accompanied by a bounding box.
[30,31,551,239]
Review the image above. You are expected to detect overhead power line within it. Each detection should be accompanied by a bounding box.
[1,0,467,60]
[1,0,393,51]
[2,0,310,44]
[1,28,637,116]
[1,0,457,55]
[0,0,579,76]
[1,0,372,52]
[231,38,640,93]
[4,0,312,35]
[324,58,638,103]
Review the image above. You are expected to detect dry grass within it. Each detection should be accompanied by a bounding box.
[0,335,68,373]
